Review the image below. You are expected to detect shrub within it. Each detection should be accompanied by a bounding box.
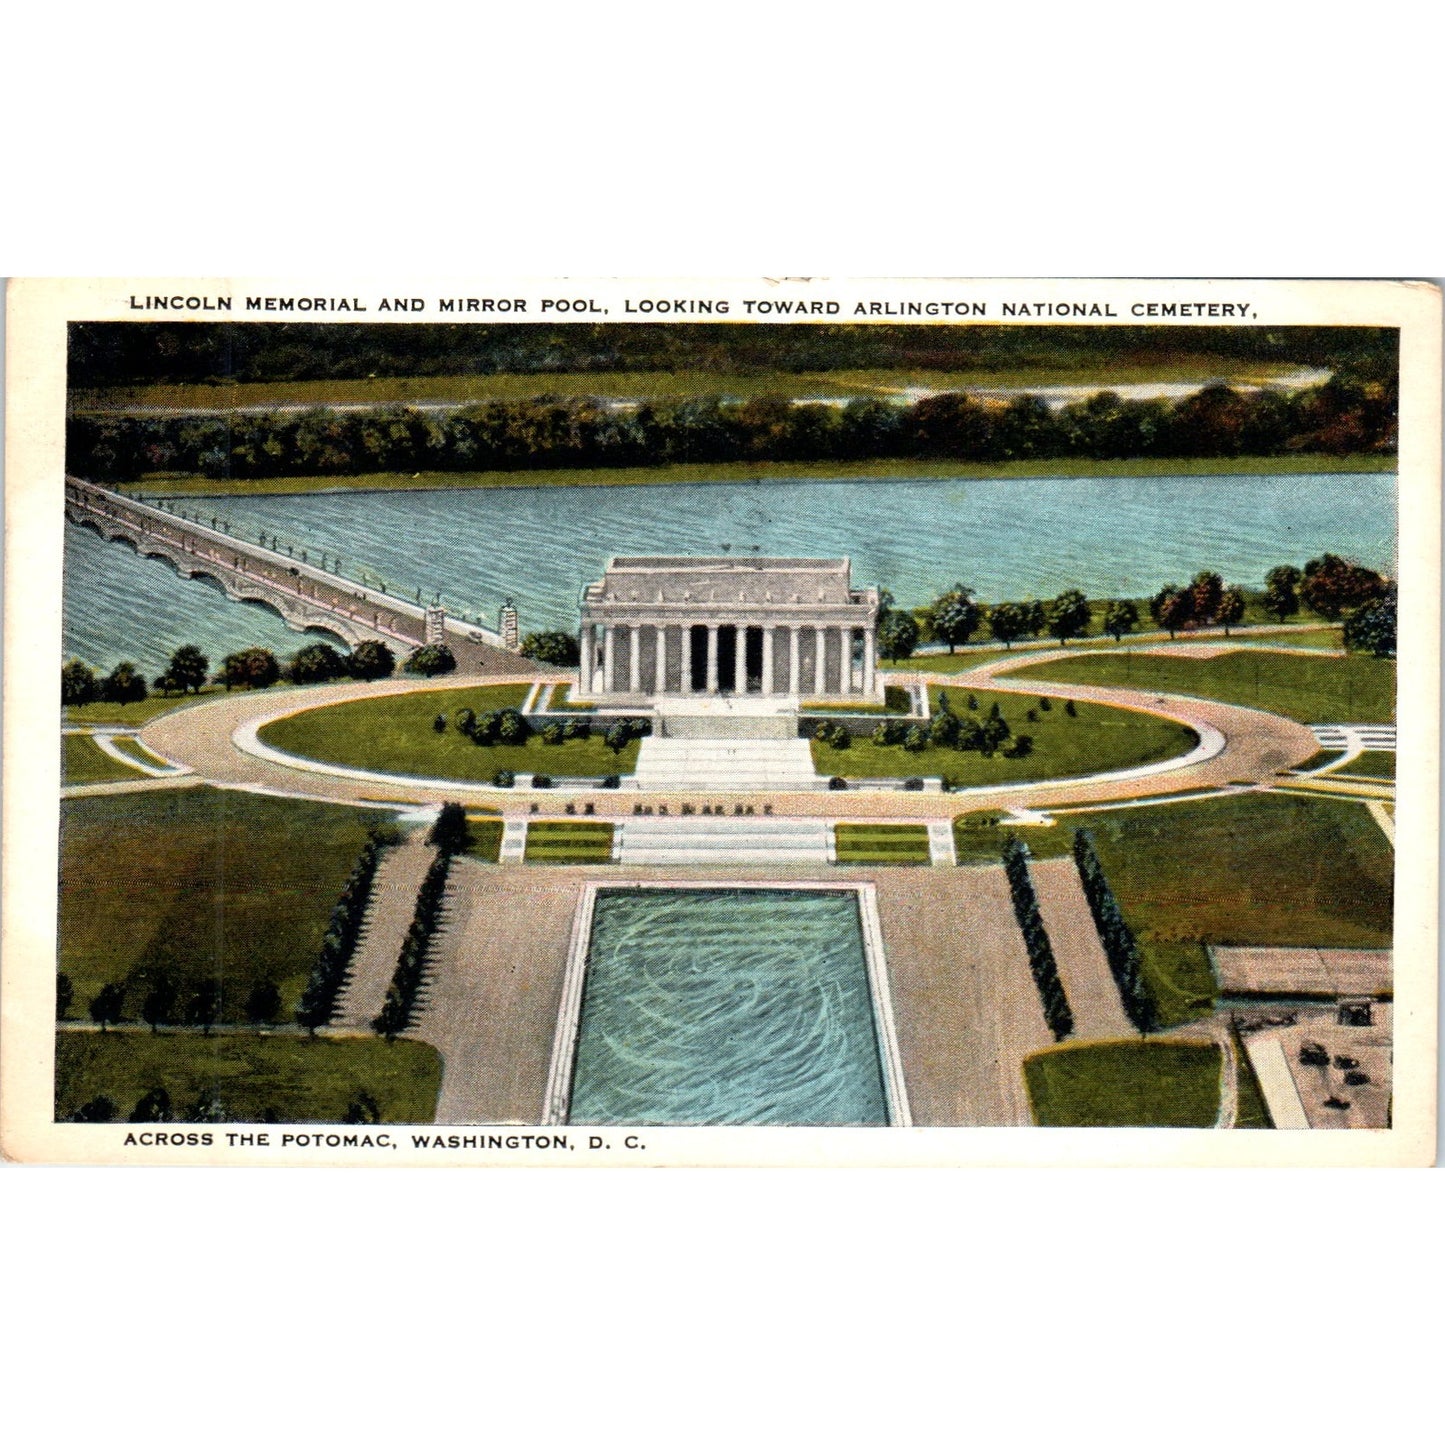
[1038,696,1052,711]
[520,631,581,666]
[1072,830,1157,1032]
[372,849,452,1040]
[294,833,389,1033]
[432,713,447,733]
[1006,734,1035,759]
[454,707,477,737]
[563,718,591,741]
[541,722,565,745]
[1064,699,1078,718]
[903,777,925,791]
[288,642,348,685]
[1002,838,1073,1041]
[348,640,396,681]
[929,711,960,746]
[428,801,471,855]
[493,769,515,787]
[902,724,928,753]
[600,774,621,789]
[531,773,553,788]
[61,658,100,706]
[828,775,848,790]
[404,643,456,677]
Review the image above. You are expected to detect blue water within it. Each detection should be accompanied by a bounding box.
[64,472,1396,671]
[568,889,890,1126]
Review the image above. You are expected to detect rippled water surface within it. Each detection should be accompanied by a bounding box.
[568,889,889,1126]
[65,472,1396,670]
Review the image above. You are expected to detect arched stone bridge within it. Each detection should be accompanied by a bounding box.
[64,476,534,675]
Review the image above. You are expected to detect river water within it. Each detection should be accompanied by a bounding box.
[63,471,1396,673]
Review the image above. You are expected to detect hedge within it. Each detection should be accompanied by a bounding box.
[1002,838,1074,1041]
[1071,830,1157,1032]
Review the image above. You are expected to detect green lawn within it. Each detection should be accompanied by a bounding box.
[1333,750,1396,780]
[1233,1034,1274,1129]
[811,689,1195,785]
[105,735,169,769]
[524,822,615,863]
[1011,648,1394,725]
[59,788,390,1025]
[64,685,259,726]
[55,1032,442,1124]
[463,818,505,862]
[131,452,1395,499]
[259,684,642,781]
[1024,1040,1222,1127]
[63,734,148,784]
[834,824,932,865]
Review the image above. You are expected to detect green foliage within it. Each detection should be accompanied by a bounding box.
[166,644,210,694]
[294,832,389,1033]
[1073,830,1158,1032]
[1150,584,1193,637]
[219,647,280,690]
[988,601,1027,649]
[1025,1041,1221,1127]
[1216,586,1246,635]
[540,722,565,745]
[244,979,282,1027]
[73,1096,118,1123]
[1002,838,1073,1040]
[129,1087,173,1123]
[1047,589,1091,645]
[348,640,396,681]
[404,643,456,677]
[1343,591,1396,658]
[1103,598,1138,641]
[187,978,222,1036]
[877,610,920,661]
[373,850,451,1040]
[61,658,100,706]
[102,660,148,704]
[88,982,124,1030]
[520,631,581,666]
[428,801,472,856]
[1264,564,1302,622]
[902,723,928,753]
[929,585,981,652]
[288,641,349,684]
[140,974,180,1033]
[56,973,74,1020]
[1301,553,1386,621]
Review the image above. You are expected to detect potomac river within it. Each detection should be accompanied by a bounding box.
[63,471,1396,674]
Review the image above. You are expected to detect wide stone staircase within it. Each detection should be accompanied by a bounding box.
[630,736,822,792]
[616,814,832,865]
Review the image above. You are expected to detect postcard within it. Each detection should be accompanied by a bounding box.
[2,276,1437,1165]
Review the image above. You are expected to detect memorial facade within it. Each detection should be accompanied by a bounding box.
[576,556,883,701]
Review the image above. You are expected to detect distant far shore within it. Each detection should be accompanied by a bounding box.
[125,452,1397,499]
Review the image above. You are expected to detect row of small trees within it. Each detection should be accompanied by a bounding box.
[68,1087,383,1125]
[1001,839,1073,1041]
[441,707,648,755]
[294,830,392,1034]
[371,809,471,1041]
[1072,831,1157,1033]
[70,974,283,1031]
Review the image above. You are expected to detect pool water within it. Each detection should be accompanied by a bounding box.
[567,889,891,1126]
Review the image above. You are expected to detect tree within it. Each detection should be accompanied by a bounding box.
[61,658,99,706]
[287,641,348,684]
[1216,586,1246,636]
[141,974,179,1034]
[1047,590,1090,645]
[981,708,1011,754]
[1103,599,1139,642]
[56,973,73,1020]
[73,1097,117,1123]
[1343,591,1396,657]
[1021,600,1047,638]
[520,631,581,666]
[428,801,472,855]
[343,1091,382,1124]
[930,585,981,653]
[1189,570,1224,625]
[988,602,1027,650]
[604,720,634,755]
[876,610,919,662]
[495,708,531,745]
[244,979,281,1029]
[102,661,148,705]
[348,640,396,681]
[166,644,209,694]
[129,1088,173,1123]
[1302,553,1386,620]
[188,979,222,1037]
[404,643,456,677]
[219,647,280,690]
[89,982,124,1032]
[1150,584,1193,639]
[1264,564,1302,623]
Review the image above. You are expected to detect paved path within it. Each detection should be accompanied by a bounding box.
[331,839,436,1030]
[1029,858,1136,1043]
[134,651,1320,821]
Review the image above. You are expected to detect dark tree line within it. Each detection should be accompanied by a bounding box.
[373,848,452,1041]
[69,321,1398,390]
[68,374,1397,484]
[1072,831,1157,1033]
[1002,838,1074,1041]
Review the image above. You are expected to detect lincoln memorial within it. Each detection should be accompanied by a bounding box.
[575,556,883,702]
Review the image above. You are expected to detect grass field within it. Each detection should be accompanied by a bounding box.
[1024,1040,1222,1126]
[811,689,1195,784]
[524,822,615,863]
[55,1032,442,1124]
[64,685,268,727]
[63,734,147,784]
[259,684,642,781]
[833,824,932,865]
[952,791,1394,1027]
[132,451,1396,499]
[463,817,504,862]
[70,357,1309,414]
[1233,1034,1274,1128]
[1012,648,1395,725]
[1332,750,1396,779]
[59,788,389,1025]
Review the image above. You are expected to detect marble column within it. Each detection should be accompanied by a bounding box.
[863,626,877,698]
[789,626,801,694]
[654,625,668,695]
[576,626,591,697]
[629,624,641,693]
[814,626,827,695]
[706,624,719,694]
[761,627,774,696]
[603,625,616,693]
[733,628,747,695]
[838,626,853,694]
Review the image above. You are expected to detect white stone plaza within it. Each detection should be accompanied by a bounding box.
[575,555,883,705]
